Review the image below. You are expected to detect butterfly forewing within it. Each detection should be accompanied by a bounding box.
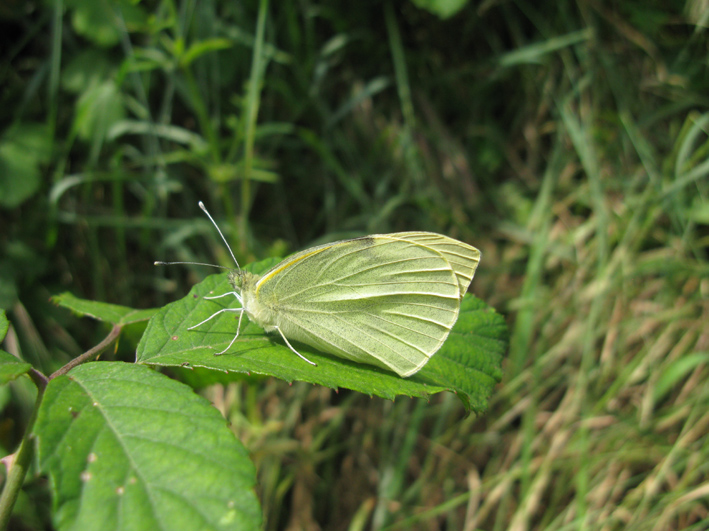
[254,235,461,376]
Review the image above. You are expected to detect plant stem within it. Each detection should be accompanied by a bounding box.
[0,386,45,530]
[50,324,122,380]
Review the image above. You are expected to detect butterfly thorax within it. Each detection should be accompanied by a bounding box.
[228,269,279,332]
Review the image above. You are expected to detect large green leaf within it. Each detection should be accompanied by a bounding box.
[52,293,157,325]
[137,260,506,412]
[35,362,261,531]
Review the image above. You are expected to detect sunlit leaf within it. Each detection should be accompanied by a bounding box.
[137,260,506,412]
[35,362,261,531]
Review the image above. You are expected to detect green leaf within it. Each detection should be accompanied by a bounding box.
[0,310,8,342]
[181,38,234,67]
[74,80,126,144]
[653,352,709,404]
[51,293,157,326]
[415,296,506,411]
[0,123,52,208]
[35,362,261,531]
[0,311,31,384]
[410,0,470,19]
[64,0,147,47]
[61,49,116,94]
[137,261,506,412]
[0,352,32,385]
[107,120,208,151]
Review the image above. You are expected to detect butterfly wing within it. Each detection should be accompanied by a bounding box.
[254,235,462,376]
[388,232,481,296]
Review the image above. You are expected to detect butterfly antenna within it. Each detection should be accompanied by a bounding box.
[198,201,241,270]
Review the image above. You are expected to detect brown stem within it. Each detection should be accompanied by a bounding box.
[50,324,122,380]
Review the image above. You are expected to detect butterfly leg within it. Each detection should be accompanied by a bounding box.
[189,305,246,355]
[204,290,243,304]
[274,327,317,366]
[188,307,242,329]
[214,309,245,356]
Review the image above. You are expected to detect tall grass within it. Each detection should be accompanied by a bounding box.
[1,0,707,529]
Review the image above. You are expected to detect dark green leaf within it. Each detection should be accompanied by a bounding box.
[35,362,261,531]
[0,310,8,342]
[75,80,125,143]
[137,261,506,412]
[52,293,157,325]
[0,311,31,384]
[0,123,52,208]
[0,352,32,385]
[181,39,234,67]
[65,0,147,47]
[61,49,116,94]
[410,0,470,19]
